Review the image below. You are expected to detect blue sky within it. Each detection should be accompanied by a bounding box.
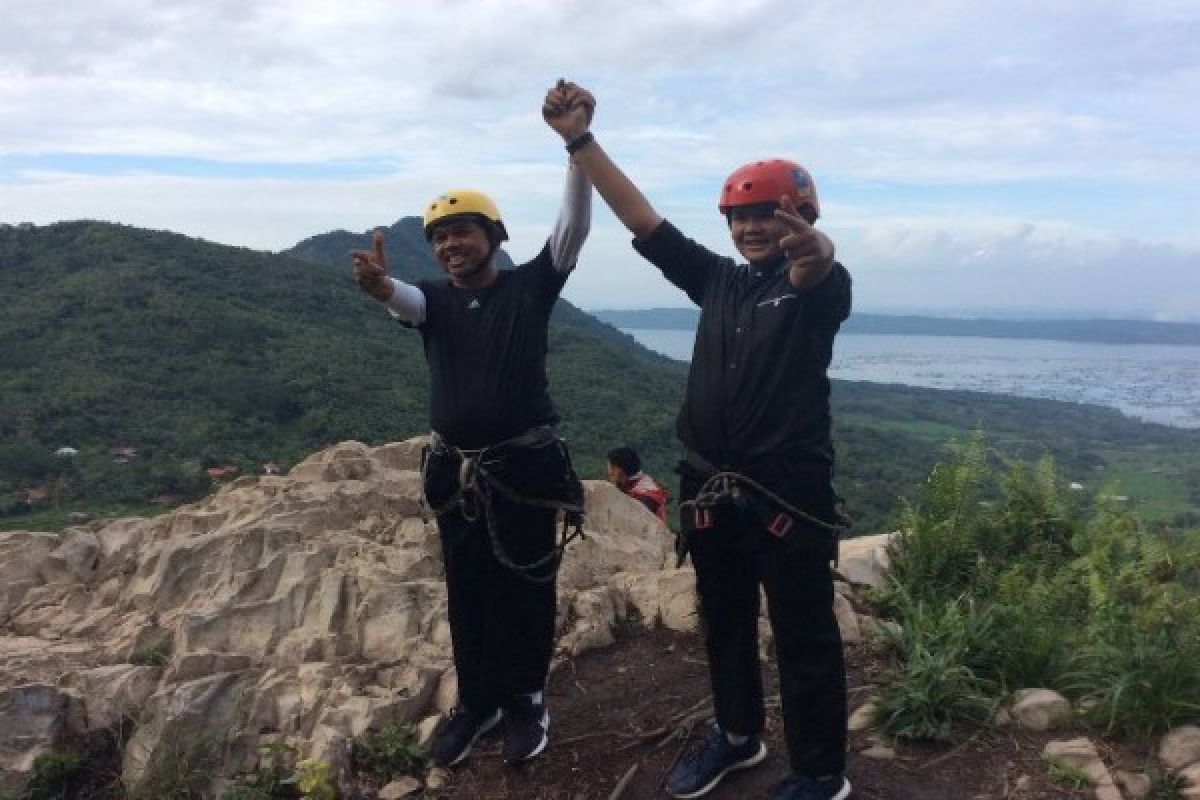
[1,0,1198,319]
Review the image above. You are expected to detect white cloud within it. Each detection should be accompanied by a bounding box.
[1,0,1198,318]
[840,214,1200,320]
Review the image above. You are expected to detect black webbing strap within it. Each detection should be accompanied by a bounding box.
[677,448,850,565]
[423,427,585,583]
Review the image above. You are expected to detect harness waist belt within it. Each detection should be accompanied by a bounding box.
[430,424,557,455]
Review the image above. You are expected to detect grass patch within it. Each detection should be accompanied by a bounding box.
[356,722,426,784]
[24,748,87,800]
[129,638,173,668]
[1098,447,1198,524]
[0,504,167,532]
[1044,758,1091,790]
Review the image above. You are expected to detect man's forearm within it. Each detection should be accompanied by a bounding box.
[549,162,592,272]
[570,136,662,240]
[383,278,427,324]
[790,259,834,290]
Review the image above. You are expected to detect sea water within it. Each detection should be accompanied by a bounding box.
[621,329,1200,429]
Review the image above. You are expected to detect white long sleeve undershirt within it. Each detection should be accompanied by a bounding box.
[383,162,592,324]
[548,161,592,274]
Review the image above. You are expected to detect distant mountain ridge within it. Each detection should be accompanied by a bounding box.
[284,217,643,352]
[593,308,1200,346]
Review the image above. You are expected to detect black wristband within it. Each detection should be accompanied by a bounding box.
[565,131,594,154]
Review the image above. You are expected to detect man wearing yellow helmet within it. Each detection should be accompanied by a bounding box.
[545,82,852,800]
[351,83,594,769]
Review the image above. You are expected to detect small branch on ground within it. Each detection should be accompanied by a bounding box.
[921,729,985,770]
[659,717,698,790]
[607,762,639,800]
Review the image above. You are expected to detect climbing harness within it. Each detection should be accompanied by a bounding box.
[676,449,852,567]
[422,426,585,583]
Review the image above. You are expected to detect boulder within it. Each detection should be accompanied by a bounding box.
[0,683,81,793]
[1009,688,1072,731]
[1161,725,1200,771]
[1043,738,1116,791]
[837,532,896,589]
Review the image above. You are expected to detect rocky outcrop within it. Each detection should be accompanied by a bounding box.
[0,439,895,795]
[6,445,1198,799]
[0,439,672,795]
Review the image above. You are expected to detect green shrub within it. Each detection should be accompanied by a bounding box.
[875,433,1200,740]
[128,736,217,800]
[1059,498,1200,736]
[976,565,1083,690]
[1065,613,1200,738]
[1044,757,1091,789]
[876,434,992,613]
[872,592,997,741]
[293,759,336,800]
[1149,770,1186,799]
[357,723,426,783]
[24,748,86,800]
[221,741,298,800]
[130,637,173,667]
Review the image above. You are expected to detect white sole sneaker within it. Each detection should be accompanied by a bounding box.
[668,740,767,799]
[442,708,502,767]
[503,708,549,763]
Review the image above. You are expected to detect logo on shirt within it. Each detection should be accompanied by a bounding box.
[757,293,797,309]
[467,298,481,310]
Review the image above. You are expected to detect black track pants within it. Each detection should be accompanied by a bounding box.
[683,474,848,777]
[438,496,558,712]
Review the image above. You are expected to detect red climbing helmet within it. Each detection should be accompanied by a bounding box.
[717,158,819,222]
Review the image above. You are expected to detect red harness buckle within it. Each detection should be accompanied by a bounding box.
[767,513,794,538]
[694,508,714,530]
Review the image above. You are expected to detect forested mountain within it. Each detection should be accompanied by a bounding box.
[0,220,684,515]
[2,220,1197,533]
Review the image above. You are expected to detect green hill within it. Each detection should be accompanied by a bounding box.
[0,220,684,518]
[1,220,1197,534]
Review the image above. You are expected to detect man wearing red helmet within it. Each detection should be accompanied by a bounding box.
[544,82,851,800]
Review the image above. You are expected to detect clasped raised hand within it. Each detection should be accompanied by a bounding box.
[542,78,595,142]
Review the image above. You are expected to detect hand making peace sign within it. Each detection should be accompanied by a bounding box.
[351,230,394,302]
[775,195,836,289]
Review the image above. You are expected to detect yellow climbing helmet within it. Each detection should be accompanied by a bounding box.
[422,189,509,242]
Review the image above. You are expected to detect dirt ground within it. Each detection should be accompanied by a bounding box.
[429,621,1147,800]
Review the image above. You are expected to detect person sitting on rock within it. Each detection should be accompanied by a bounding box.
[350,82,594,769]
[606,445,669,524]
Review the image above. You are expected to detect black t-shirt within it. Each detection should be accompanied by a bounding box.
[633,220,852,477]
[417,244,566,449]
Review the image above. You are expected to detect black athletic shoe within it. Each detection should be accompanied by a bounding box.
[665,722,767,798]
[427,705,502,767]
[768,773,852,800]
[501,696,549,764]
